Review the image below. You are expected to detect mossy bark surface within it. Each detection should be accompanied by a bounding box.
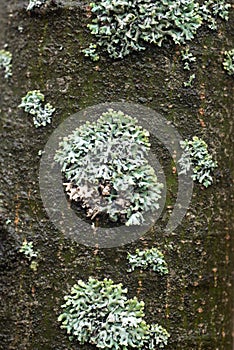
[0,1,233,349]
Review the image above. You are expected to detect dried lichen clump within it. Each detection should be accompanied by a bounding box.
[58,278,170,349]
[223,49,234,76]
[55,109,163,226]
[19,90,55,128]
[0,49,12,79]
[127,248,169,275]
[179,136,217,188]
[84,0,230,60]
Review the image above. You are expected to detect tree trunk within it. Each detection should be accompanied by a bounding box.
[0,1,233,349]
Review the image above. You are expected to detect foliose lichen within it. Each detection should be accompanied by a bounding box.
[199,0,231,30]
[19,240,39,271]
[183,73,196,87]
[58,277,170,349]
[0,49,12,79]
[27,0,47,11]
[179,136,217,188]
[19,240,38,260]
[223,48,234,76]
[55,109,163,226]
[19,90,55,128]
[82,43,100,61]
[84,0,231,60]
[127,248,169,275]
[181,48,196,71]
[85,0,202,60]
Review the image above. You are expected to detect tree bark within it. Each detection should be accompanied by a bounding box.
[0,1,233,349]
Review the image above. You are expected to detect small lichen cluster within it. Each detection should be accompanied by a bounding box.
[127,248,169,275]
[181,48,196,71]
[183,73,196,87]
[58,278,170,349]
[55,109,163,226]
[82,43,100,61]
[223,49,234,76]
[181,48,196,87]
[84,0,230,60]
[19,90,55,128]
[27,0,47,11]
[20,240,38,259]
[0,49,12,79]
[179,136,217,188]
[19,240,38,271]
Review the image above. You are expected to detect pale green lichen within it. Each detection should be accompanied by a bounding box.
[127,248,169,275]
[19,240,38,260]
[199,0,231,29]
[55,109,163,226]
[82,43,100,61]
[181,48,196,71]
[19,90,55,128]
[19,240,39,271]
[179,136,217,188]
[183,73,196,87]
[223,49,234,76]
[58,277,170,349]
[27,0,47,11]
[84,0,231,60]
[85,0,202,59]
[181,48,196,86]
[0,49,12,79]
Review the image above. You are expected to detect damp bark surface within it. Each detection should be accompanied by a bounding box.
[0,1,233,350]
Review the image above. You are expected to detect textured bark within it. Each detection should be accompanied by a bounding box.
[0,1,233,349]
